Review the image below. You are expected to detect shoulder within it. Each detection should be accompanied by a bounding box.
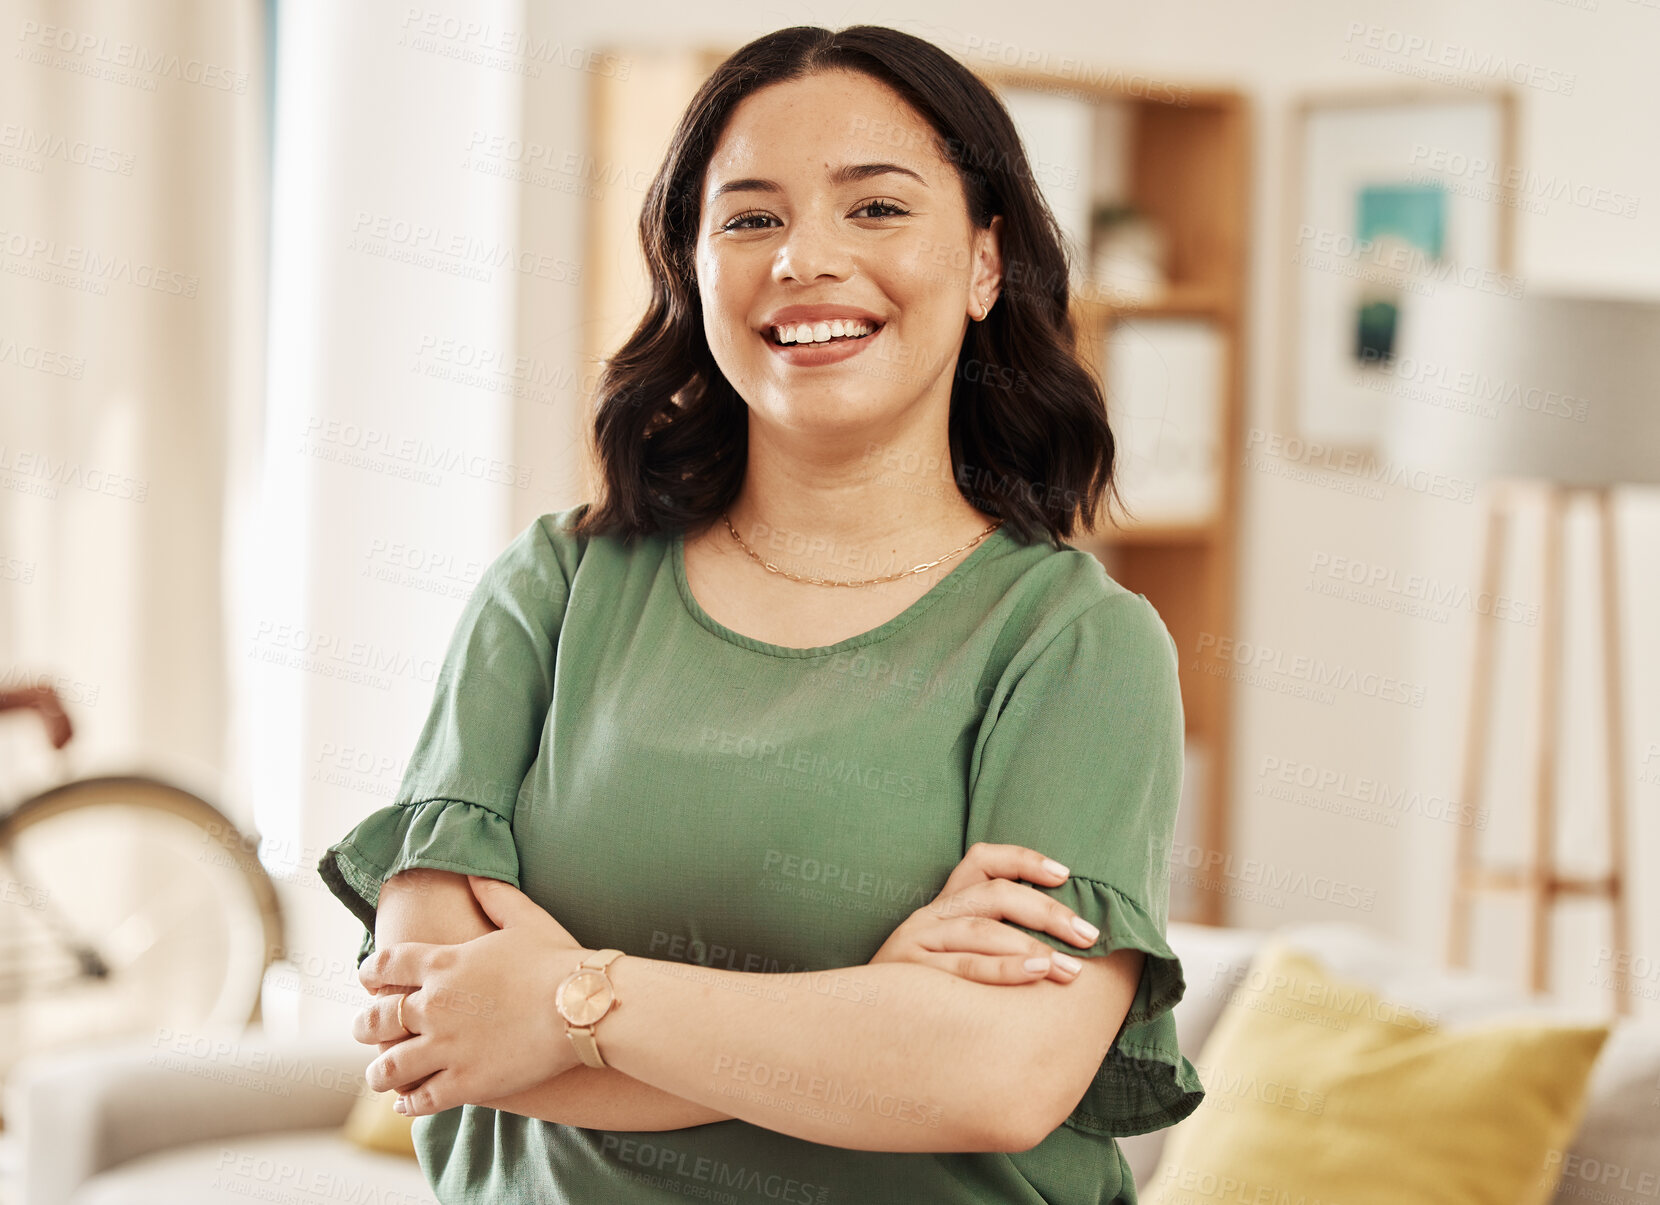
[529,502,594,567]
[1025,592,1180,700]
[985,586,1182,743]
[476,503,598,604]
[994,532,1176,670]
[497,501,680,603]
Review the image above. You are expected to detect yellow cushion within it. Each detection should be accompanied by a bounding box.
[342,1087,416,1159]
[1143,940,1610,1205]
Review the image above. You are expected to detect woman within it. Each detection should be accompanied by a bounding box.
[319,23,1203,1204]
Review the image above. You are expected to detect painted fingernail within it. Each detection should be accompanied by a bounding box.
[1071,916,1100,943]
[1054,952,1083,974]
[1024,956,1052,973]
[1041,858,1069,878]
[393,1097,407,1114]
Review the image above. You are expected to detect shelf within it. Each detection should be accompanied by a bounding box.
[1073,284,1231,325]
[1085,521,1216,547]
[974,63,1243,113]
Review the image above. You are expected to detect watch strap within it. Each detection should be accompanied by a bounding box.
[566,1024,605,1068]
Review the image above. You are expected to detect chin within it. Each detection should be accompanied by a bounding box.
[754,394,900,433]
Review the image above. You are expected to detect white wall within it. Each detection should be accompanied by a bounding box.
[256,0,530,1033]
[531,0,1660,1017]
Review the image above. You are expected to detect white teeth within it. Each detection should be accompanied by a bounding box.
[772,319,876,344]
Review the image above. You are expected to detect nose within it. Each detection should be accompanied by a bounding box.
[771,211,854,285]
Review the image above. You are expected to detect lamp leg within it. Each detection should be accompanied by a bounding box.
[1597,487,1632,1017]
[1450,487,1507,970]
[1530,485,1565,996]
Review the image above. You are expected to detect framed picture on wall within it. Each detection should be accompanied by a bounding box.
[1278,87,1518,453]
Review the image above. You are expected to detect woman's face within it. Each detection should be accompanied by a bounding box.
[694,69,1001,444]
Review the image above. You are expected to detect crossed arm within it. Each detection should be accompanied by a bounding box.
[374,869,729,1131]
[372,867,1143,1152]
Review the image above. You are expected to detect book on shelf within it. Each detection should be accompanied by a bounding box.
[1102,316,1224,527]
[996,86,1137,290]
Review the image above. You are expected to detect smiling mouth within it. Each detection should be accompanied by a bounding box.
[765,322,885,346]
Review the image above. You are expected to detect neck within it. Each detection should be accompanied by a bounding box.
[720,417,996,581]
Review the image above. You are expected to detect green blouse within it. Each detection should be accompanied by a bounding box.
[318,503,1204,1204]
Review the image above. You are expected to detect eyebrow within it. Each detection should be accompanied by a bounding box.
[708,162,929,202]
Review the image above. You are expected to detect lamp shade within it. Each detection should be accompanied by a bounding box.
[1382,290,1660,486]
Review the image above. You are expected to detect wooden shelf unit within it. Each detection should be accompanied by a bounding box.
[973,67,1250,927]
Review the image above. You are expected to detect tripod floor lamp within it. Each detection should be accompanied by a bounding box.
[1389,289,1660,1015]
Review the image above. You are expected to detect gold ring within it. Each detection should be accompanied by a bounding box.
[396,991,412,1037]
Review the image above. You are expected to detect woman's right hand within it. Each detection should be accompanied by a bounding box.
[869,842,1101,986]
[369,868,500,1095]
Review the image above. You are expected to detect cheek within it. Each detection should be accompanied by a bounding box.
[884,283,953,342]
[886,228,972,295]
[883,253,963,328]
[694,255,750,349]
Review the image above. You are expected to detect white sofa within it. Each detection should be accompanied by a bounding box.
[4,1030,434,1205]
[7,921,1657,1204]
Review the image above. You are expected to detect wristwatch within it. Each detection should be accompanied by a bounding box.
[555,948,626,1068]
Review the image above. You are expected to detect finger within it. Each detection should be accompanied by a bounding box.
[397,984,426,1034]
[939,842,1070,898]
[918,917,1086,984]
[387,1065,434,1095]
[907,948,1075,986]
[366,1034,444,1095]
[353,988,413,1045]
[357,942,439,993]
[352,996,391,1045]
[467,875,538,929]
[917,914,1040,956]
[932,879,1100,949]
[467,876,583,946]
[368,987,433,1093]
[372,1043,431,1083]
[371,1036,434,1095]
[399,1068,465,1118]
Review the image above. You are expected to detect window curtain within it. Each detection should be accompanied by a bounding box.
[0,0,268,807]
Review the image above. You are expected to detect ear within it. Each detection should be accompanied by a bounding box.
[970,214,1004,318]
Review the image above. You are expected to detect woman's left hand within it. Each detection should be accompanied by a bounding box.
[355,875,590,1117]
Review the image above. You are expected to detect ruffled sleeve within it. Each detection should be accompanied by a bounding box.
[318,797,524,964]
[316,508,585,966]
[966,591,1205,1138]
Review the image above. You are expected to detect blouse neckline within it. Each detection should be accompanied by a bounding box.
[670,520,1012,659]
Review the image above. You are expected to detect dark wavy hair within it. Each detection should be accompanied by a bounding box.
[573,24,1123,548]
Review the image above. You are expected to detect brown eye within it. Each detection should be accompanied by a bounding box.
[856,200,910,219]
[722,211,776,231]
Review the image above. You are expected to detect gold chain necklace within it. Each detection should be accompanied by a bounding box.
[721,513,1002,588]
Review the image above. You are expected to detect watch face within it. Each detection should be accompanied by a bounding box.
[558,968,615,1026]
